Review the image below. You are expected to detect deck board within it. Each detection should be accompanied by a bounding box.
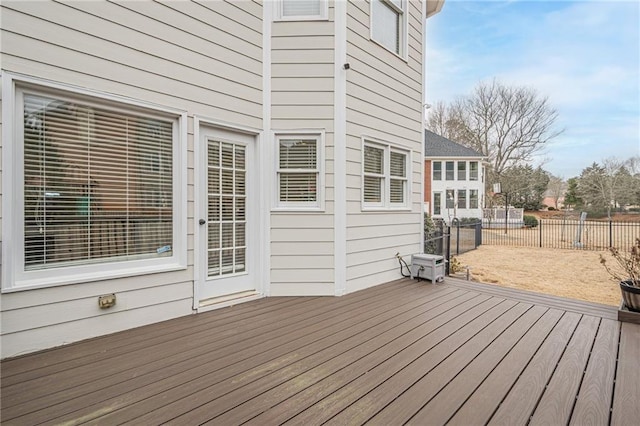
[570,318,619,425]
[611,322,640,425]
[529,314,600,425]
[446,308,564,425]
[1,277,636,426]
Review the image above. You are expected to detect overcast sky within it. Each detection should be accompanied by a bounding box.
[425,0,640,178]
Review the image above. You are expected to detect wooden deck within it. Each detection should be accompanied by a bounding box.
[2,277,639,425]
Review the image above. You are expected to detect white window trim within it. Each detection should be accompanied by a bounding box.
[369,0,409,60]
[273,0,329,21]
[1,73,187,292]
[272,130,325,212]
[361,138,411,211]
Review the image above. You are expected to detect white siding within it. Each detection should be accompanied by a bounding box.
[0,0,263,358]
[269,5,336,297]
[344,0,424,293]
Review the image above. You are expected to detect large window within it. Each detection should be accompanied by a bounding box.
[371,0,406,56]
[433,161,442,181]
[470,161,479,181]
[276,0,328,20]
[4,80,185,289]
[275,134,322,209]
[445,161,455,181]
[363,141,409,209]
[458,161,467,181]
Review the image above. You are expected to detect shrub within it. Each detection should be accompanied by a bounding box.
[450,256,464,273]
[523,215,539,228]
[548,206,556,211]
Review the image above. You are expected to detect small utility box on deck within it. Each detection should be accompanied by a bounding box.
[410,254,445,283]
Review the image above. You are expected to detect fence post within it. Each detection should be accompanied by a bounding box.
[445,226,451,276]
[539,219,543,248]
[609,220,613,248]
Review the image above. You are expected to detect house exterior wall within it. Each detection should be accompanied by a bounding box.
[0,0,443,358]
[269,4,336,297]
[0,0,263,358]
[429,157,485,222]
[343,1,425,293]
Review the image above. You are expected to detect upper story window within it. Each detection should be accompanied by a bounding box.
[275,133,323,210]
[470,161,479,181]
[445,161,455,181]
[371,0,407,57]
[275,0,328,21]
[3,78,186,290]
[433,161,442,181]
[363,140,409,210]
[458,161,467,180]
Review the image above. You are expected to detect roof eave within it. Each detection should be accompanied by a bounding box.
[426,0,445,18]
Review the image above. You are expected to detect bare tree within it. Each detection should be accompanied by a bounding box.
[577,157,636,219]
[547,175,566,209]
[427,79,562,183]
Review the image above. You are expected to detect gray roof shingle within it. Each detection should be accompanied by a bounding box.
[424,130,484,158]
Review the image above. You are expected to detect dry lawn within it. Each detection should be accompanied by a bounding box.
[455,246,622,306]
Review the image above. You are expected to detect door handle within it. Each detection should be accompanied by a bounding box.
[199,219,206,225]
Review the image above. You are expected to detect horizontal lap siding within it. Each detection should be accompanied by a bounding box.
[344,1,423,293]
[0,0,263,358]
[270,12,336,296]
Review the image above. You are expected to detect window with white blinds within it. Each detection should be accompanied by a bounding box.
[389,151,406,205]
[15,87,179,281]
[276,134,322,209]
[363,141,409,209]
[277,0,327,20]
[371,0,405,56]
[363,145,385,205]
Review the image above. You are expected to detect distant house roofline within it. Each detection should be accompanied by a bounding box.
[424,129,485,159]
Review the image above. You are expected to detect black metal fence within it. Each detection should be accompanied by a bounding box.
[450,219,483,255]
[482,219,640,251]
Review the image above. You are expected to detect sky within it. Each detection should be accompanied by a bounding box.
[425,0,640,178]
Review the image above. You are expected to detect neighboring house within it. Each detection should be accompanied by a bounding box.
[424,130,485,222]
[0,0,445,358]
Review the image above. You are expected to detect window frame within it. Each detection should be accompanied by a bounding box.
[458,189,467,209]
[446,189,455,209]
[457,161,467,181]
[274,0,329,21]
[370,0,408,59]
[273,131,325,211]
[470,161,479,181]
[470,189,479,209]
[362,138,411,211]
[433,192,442,215]
[2,74,187,292]
[432,161,442,181]
[445,161,455,181]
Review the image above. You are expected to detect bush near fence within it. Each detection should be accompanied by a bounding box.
[482,219,640,251]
